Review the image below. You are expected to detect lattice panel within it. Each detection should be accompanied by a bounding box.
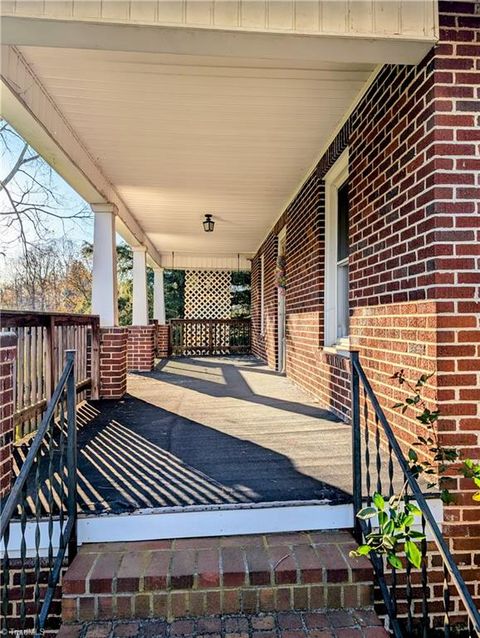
[184,270,232,319]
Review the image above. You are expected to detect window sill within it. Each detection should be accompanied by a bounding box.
[323,340,351,358]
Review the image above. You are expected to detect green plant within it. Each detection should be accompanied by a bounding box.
[461,459,480,502]
[350,491,425,569]
[391,370,458,504]
[351,369,479,573]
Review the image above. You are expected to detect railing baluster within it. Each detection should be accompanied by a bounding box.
[350,351,362,542]
[363,387,371,509]
[66,350,78,561]
[350,354,480,636]
[420,514,429,638]
[1,351,78,634]
[443,563,451,638]
[19,481,28,633]
[1,522,10,634]
[374,413,382,496]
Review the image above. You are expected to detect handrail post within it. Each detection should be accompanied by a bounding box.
[45,316,56,400]
[66,350,78,563]
[90,318,100,400]
[350,350,362,542]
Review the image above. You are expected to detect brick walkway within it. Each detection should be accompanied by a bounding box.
[59,609,387,638]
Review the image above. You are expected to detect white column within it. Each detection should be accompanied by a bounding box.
[91,203,118,326]
[153,267,166,324]
[132,246,148,325]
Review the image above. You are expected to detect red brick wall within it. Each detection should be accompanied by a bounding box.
[127,325,156,372]
[429,0,480,577]
[0,332,16,498]
[157,324,171,359]
[99,327,128,399]
[5,559,64,635]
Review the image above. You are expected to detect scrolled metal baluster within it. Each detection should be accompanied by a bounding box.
[388,442,394,498]
[33,452,42,632]
[57,397,67,567]
[443,563,451,638]
[19,480,28,632]
[46,412,56,576]
[404,486,413,636]
[375,413,382,496]
[1,522,10,635]
[420,514,429,638]
[363,388,371,510]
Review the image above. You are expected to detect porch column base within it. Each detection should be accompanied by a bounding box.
[99,328,128,399]
[127,325,156,372]
[0,332,17,498]
[156,323,171,359]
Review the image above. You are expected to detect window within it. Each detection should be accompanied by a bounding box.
[260,253,265,335]
[324,149,349,348]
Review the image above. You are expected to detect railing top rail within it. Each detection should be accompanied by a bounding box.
[0,351,75,537]
[0,309,100,328]
[350,350,480,634]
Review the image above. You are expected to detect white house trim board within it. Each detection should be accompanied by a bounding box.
[260,254,265,336]
[324,149,349,348]
[2,499,444,558]
[1,16,437,65]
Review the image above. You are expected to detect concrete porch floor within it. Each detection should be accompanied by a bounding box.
[72,356,353,515]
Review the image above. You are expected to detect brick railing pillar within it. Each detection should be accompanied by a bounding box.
[157,324,171,359]
[99,327,128,399]
[0,332,16,498]
[127,325,156,372]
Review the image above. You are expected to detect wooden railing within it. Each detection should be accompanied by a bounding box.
[0,310,100,440]
[170,318,251,357]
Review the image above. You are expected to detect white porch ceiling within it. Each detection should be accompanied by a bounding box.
[16,46,374,261]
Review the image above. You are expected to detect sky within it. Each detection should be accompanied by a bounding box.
[0,120,94,270]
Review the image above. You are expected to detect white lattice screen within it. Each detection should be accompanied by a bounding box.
[184,270,232,319]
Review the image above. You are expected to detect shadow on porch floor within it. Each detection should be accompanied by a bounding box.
[20,356,355,515]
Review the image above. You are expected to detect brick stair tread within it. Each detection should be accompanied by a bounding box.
[63,531,372,595]
[62,531,375,622]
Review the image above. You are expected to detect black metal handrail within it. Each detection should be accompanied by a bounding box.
[1,350,78,636]
[351,351,480,637]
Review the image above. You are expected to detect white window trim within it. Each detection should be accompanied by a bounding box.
[260,253,265,336]
[277,227,287,372]
[324,148,349,349]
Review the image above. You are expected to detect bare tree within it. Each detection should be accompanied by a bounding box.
[0,119,90,258]
[0,238,92,313]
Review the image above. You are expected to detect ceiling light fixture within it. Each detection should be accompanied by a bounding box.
[203,214,215,233]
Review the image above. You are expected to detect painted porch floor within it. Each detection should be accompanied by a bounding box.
[18,356,355,515]
[77,356,354,514]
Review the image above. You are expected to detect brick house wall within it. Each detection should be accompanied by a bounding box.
[99,328,128,399]
[127,325,156,372]
[250,0,479,610]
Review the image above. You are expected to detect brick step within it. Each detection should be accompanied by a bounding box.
[62,531,374,624]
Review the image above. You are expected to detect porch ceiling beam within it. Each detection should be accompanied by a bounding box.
[0,45,163,268]
[1,16,436,66]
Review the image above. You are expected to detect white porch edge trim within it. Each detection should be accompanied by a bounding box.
[0,45,162,268]
[2,499,443,558]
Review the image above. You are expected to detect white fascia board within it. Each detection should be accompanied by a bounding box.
[0,46,163,267]
[1,16,436,66]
